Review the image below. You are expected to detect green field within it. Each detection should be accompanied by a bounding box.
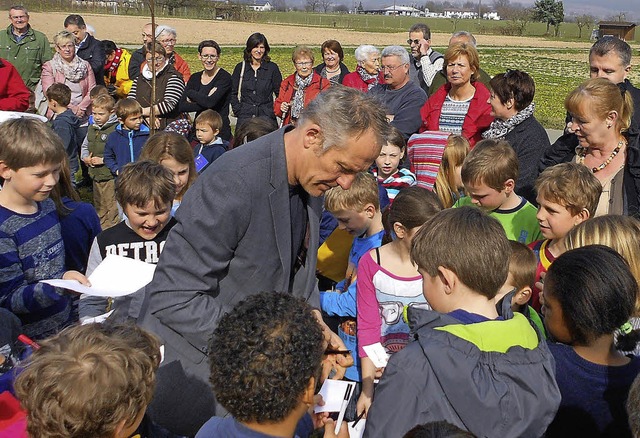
[177,45,640,130]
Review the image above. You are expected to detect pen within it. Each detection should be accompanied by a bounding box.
[334,383,352,434]
[18,334,40,350]
[324,349,351,355]
[352,410,365,428]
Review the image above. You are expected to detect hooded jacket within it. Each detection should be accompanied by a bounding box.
[51,108,81,159]
[103,123,150,176]
[364,307,561,438]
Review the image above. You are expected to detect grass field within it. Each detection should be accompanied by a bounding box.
[177,45,640,130]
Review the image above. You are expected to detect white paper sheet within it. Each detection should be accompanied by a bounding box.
[41,254,156,297]
[362,342,390,368]
[314,379,356,413]
[348,419,366,438]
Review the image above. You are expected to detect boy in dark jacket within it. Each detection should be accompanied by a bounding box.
[364,207,561,438]
[104,98,149,177]
[193,109,229,174]
[46,83,81,186]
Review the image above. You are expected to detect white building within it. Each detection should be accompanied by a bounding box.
[247,0,273,11]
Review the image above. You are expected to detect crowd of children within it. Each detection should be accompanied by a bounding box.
[3,66,640,438]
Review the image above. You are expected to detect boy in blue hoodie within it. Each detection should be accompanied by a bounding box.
[319,172,385,417]
[364,207,560,438]
[193,109,230,174]
[103,98,149,177]
[46,83,81,186]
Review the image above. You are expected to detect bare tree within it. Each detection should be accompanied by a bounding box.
[319,0,332,13]
[305,0,320,12]
[575,14,595,39]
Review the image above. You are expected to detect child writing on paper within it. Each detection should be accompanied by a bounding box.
[0,118,89,340]
[196,291,348,438]
[356,187,442,416]
[79,161,176,321]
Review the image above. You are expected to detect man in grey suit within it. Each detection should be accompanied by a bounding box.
[131,86,389,436]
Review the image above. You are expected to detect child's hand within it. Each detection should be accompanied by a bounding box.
[322,418,349,438]
[83,153,94,167]
[374,366,385,379]
[91,156,104,166]
[356,392,372,419]
[62,271,91,291]
[310,394,329,429]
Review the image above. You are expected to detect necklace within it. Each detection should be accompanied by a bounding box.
[577,139,626,173]
[325,66,340,73]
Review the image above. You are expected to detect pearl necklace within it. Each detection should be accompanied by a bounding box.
[576,139,626,173]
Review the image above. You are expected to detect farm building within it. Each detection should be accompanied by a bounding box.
[596,21,636,41]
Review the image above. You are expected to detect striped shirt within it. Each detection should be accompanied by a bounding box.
[407,131,449,190]
[373,168,417,202]
[438,94,472,136]
[0,199,75,339]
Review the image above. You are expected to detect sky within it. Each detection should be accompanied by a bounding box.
[512,0,638,20]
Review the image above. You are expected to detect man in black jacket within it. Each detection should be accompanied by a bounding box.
[128,22,155,81]
[64,14,105,86]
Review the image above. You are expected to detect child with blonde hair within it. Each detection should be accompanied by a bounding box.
[433,134,470,208]
[356,187,443,416]
[140,131,197,216]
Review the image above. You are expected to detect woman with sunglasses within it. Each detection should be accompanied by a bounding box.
[178,40,232,141]
[274,45,330,126]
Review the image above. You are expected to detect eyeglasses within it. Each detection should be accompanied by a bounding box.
[146,56,165,63]
[200,54,219,60]
[160,38,176,45]
[295,61,313,67]
[407,39,421,45]
[381,63,406,72]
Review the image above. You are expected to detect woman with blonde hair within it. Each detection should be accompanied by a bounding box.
[541,77,639,216]
[433,134,470,208]
[418,42,493,146]
[565,215,640,354]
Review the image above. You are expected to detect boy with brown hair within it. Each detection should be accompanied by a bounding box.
[193,109,230,174]
[46,82,81,186]
[103,98,150,177]
[364,207,561,437]
[320,172,385,385]
[529,162,602,311]
[81,93,120,229]
[14,322,161,438]
[494,240,546,336]
[0,118,88,339]
[79,160,176,320]
[455,138,542,244]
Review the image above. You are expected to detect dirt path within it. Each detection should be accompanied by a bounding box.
[29,11,595,49]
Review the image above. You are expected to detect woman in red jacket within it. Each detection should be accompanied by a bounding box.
[343,44,383,92]
[274,45,330,126]
[419,43,493,147]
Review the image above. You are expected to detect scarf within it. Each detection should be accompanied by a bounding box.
[51,52,88,83]
[141,60,168,80]
[482,102,536,139]
[291,73,313,120]
[104,48,122,84]
[356,65,379,90]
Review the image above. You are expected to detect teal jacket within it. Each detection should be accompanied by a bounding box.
[0,25,52,89]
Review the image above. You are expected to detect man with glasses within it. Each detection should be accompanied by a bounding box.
[407,23,443,96]
[370,45,426,139]
[0,6,51,90]
[129,22,155,81]
[64,14,105,86]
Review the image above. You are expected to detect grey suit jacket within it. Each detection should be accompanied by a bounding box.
[130,127,322,436]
